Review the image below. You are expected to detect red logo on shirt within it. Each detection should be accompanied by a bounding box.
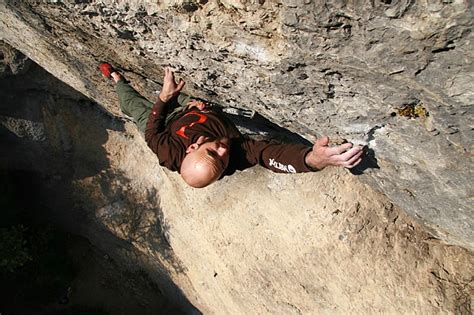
[176,111,208,140]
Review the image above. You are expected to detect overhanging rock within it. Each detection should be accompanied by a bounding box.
[1,0,471,249]
[0,1,473,313]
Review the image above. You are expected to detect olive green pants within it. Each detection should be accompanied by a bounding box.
[115,80,193,133]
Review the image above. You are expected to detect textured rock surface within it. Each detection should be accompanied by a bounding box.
[0,58,199,313]
[0,0,472,249]
[1,60,473,314]
[0,0,473,313]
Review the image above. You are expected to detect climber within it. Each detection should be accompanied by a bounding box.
[99,63,363,188]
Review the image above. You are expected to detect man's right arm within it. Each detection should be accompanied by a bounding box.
[144,101,183,172]
[145,80,192,142]
[145,98,169,144]
[144,68,186,172]
[145,67,185,151]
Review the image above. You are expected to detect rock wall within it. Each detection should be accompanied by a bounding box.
[0,0,472,249]
[0,58,201,313]
[2,58,473,313]
[0,0,473,313]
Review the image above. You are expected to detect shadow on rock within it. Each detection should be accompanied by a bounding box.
[230,111,313,145]
[350,147,379,175]
[0,60,200,313]
[0,60,123,179]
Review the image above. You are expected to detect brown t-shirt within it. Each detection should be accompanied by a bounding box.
[145,98,313,175]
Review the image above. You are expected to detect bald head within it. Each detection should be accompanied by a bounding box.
[180,137,230,188]
[181,152,221,188]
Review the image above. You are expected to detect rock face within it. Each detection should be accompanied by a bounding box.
[2,60,473,314]
[1,0,472,249]
[0,56,199,313]
[0,0,473,313]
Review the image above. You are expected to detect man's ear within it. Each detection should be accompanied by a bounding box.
[186,143,200,154]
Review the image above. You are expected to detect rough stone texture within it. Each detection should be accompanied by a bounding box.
[0,61,199,314]
[0,0,472,250]
[1,61,473,314]
[0,41,32,76]
[0,0,473,313]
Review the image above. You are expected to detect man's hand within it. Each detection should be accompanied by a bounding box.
[305,136,363,170]
[187,100,208,111]
[159,67,185,103]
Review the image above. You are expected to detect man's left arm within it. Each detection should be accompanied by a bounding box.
[304,136,363,170]
[241,139,312,173]
[242,137,363,173]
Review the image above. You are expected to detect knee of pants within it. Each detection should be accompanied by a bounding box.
[122,99,153,114]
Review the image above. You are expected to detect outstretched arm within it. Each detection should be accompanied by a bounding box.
[241,136,362,174]
[158,67,186,103]
[145,68,186,171]
[145,68,185,137]
[305,136,363,170]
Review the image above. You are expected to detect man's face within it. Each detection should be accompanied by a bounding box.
[194,137,230,175]
[182,136,231,187]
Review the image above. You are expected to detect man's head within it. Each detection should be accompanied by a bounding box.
[180,136,230,188]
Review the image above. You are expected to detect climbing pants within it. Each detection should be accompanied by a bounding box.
[115,79,193,134]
